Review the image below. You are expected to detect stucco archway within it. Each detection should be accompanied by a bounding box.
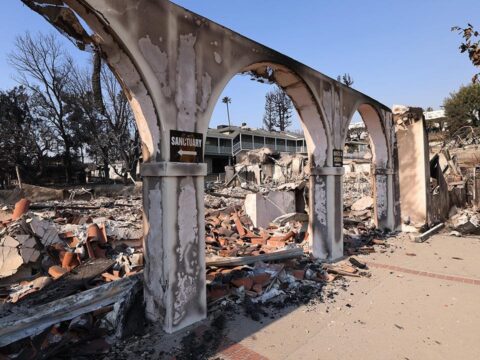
[343,102,396,230]
[203,60,342,262]
[23,0,396,333]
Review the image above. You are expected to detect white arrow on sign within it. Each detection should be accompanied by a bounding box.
[178,149,197,156]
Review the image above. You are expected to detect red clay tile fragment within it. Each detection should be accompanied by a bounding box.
[207,284,230,301]
[233,213,247,237]
[231,277,253,290]
[87,224,107,243]
[250,237,266,245]
[251,273,271,286]
[61,252,79,271]
[252,283,263,294]
[291,269,305,280]
[280,230,296,242]
[267,237,286,248]
[48,265,67,279]
[12,198,30,220]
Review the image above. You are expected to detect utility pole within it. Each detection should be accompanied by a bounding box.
[222,96,232,127]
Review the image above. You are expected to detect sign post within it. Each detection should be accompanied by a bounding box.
[170,130,204,163]
[333,149,343,167]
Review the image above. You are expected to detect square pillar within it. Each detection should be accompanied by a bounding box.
[141,162,207,333]
[309,166,344,261]
[394,107,430,226]
[373,167,396,231]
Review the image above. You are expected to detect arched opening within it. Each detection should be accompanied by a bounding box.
[343,103,392,231]
[205,74,305,180]
[204,69,313,181]
[343,111,375,227]
[202,61,332,295]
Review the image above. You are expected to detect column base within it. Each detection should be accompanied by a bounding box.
[309,166,344,261]
[142,162,207,333]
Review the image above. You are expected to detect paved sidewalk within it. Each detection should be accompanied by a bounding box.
[216,234,480,360]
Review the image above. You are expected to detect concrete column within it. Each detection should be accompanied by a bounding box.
[141,162,207,333]
[373,167,395,231]
[394,107,429,226]
[309,166,344,261]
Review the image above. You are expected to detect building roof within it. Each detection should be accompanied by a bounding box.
[207,125,304,141]
[348,122,366,129]
[424,109,446,121]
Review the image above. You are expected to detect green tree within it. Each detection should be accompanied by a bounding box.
[222,96,232,127]
[443,83,480,133]
[452,24,480,83]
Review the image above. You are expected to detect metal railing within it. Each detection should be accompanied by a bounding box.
[242,142,254,150]
[205,144,233,155]
[205,144,219,154]
[206,138,307,156]
[219,146,232,154]
[232,142,242,155]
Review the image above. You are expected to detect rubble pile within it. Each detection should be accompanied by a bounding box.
[448,208,480,235]
[0,197,143,289]
[343,172,373,223]
[203,200,379,311]
[343,224,393,256]
[206,255,371,312]
[204,185,252,209]
[0,197,144,358]
[0,159,395,357]
[204,207,307,260]
[231,148,308,186]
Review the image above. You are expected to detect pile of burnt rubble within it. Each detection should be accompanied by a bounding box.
[0,188,392,358]
[0,198,144,297]
[0,197,144,358]
[202,199,388,305]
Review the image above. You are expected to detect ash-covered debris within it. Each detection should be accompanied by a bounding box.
[206,254,373,323]
[0,146,403,358]
[0,196,145,358]
[448,208,480,234]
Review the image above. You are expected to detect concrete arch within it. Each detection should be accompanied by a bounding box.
[344,102,395,230]
[24,0,396,333]
[343,102,391,168]
[200,61,331,167]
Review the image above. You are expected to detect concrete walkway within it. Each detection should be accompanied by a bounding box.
[216,234,480,360]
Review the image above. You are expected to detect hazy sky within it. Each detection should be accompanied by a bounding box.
[0,0,478,130]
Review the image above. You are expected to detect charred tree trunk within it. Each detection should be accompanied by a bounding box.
[103,159,110,182]
[64,143,72,184]
[92,49,105,115]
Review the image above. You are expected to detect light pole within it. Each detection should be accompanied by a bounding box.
[222,96,232,127]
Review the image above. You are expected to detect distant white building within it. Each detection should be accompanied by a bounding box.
[205,124,306,174]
